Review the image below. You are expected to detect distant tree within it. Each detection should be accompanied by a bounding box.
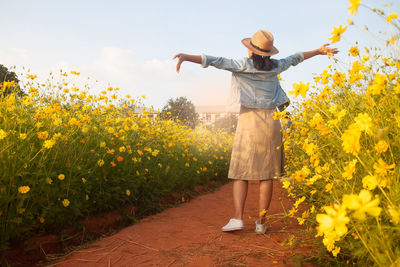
[213,114,238,133]
[160,97,198,128]
[0,64,24,97]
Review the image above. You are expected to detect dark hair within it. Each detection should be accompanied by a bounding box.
[251,53,276,71]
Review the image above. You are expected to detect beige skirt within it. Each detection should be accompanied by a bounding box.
[228,106,284,180]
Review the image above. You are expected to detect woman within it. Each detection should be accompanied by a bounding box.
[173,30,338,234]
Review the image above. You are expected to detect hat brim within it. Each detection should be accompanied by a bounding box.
[241,38,279,57]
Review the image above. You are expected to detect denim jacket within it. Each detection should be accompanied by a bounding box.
[200,52,304,109]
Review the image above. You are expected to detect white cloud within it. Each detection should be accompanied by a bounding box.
[1,46,230,109]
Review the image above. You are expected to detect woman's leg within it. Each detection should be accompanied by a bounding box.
[258,179,273,224]
[233,179,248,220]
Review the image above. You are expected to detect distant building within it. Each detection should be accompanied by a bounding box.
[132,107,159,119]
[195,105,239,125]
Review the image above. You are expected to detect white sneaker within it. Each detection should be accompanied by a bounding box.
[222,218,244,232]
[255,220,267,234]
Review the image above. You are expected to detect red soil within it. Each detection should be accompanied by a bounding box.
[48,181,315,267]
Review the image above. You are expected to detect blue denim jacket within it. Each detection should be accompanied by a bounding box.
[200,52,304,109]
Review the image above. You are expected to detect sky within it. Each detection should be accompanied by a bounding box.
[0,0,398,110]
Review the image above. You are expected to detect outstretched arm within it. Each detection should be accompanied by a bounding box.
[173,53,202,73]
[303,43,339,60]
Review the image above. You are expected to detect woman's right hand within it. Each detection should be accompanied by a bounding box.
[173,53,186,73]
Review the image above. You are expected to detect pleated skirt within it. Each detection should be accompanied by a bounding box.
[228,106,284,180]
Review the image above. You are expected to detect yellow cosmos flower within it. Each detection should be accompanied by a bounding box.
[342,190,381,220]
[289,82,309,98]
[151,149,159,157]
[354,113,372,134]
[119,146,126,152]
[342,159,357,180]
[341,124,361,156]
[374,158,395,177]
[368,74,387,95]
[316,204,349,240]
[43,139,56,149]
[58,174,65,180]
[362,175,378,190]
[0,129,7,140]
[282,179,291,189]
[329,25,347,43]
[100,141,106,148]
[348,46,359,56]
[388,205,400,224]
[19,133,27,140]
[46,177,53,184]
[375,140,388,153]
[62,199,70,207]
[18,185,30,194]
[37,131,49,140]
[386,13,398,22]
[97,159,105,167]
[126,189,131,196]
[348,0,361,15]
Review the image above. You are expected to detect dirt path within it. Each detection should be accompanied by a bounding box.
[52,181,311,267]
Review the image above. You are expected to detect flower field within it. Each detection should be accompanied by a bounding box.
[0,74,233,250]
[280,1,400,265]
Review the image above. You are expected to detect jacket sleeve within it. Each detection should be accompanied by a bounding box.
[200,55,248,72]
[277,52,304,73]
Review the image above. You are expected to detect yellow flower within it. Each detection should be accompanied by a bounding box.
[289,82,309,98]
[0,129,7,140]
[43,139,56,149]
[368,74,387,95]
[126,189,131,196]
[325,183,333,192]
[119,146,126,152]
[18,185,30,194]
[97,159,105,167]
[342,159,357,180]
[329,25,347,43]
[332,246,341,257]
[37,131,49,140]
[375,140,388,153]
[291,167,310,182]
[81,178,87,183]
[348,46,359,56]
[100,141,106,148]
[386,13,398,22]
[342,190,381,220]
[354,113,372,134]
[62,199,70,207]
[58,174,65,180]
[259,209,267,217]
[388,205,400,224]
[348,0,361,15]
[316,204,349,241]
[282,179,291,189]
[46,177,53,184]
[373,158,395,177]
[151,149,159,157]
[362,175,378,190]
[19,133,27,140]
[341,124,361,156]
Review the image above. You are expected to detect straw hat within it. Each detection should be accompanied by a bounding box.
[241,30,279,57]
